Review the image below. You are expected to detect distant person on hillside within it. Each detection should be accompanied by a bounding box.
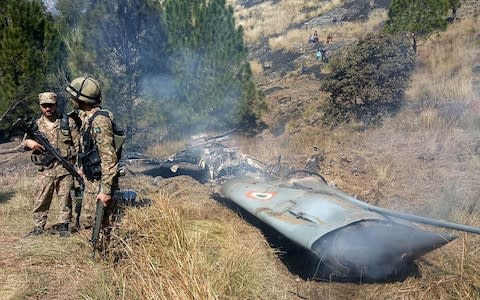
[313,30,319,43]
[309,30,320,44]
[316,46,323,61]
[325,34,333,45]
[321,46,329,63]
[317,46,328,63]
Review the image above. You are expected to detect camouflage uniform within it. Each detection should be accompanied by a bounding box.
[30,104,80,229]
[78,108,118,228]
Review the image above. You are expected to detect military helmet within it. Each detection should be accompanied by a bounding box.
[66,76,102,103]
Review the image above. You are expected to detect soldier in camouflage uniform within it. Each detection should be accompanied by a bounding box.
[65,76,119,229]
[23,92,80,237]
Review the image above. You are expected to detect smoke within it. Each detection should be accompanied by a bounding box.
[139,48,244,134]
[42,0,58,14]
[140,74,176,99]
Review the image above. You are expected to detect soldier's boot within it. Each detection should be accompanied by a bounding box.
[28,226,44,237]
[59,223,70,238]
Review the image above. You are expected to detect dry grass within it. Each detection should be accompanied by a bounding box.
[250,59,264,79]
[407,16,480,106]
[0,163,102,300]
[392,15,480,136]
[231,0,345,44]
[268,8,388,51]
[236,125,355,171]
[3,4,480,300]
[0,165,278,299]
[107,190,276,299]
[147,139,186,158]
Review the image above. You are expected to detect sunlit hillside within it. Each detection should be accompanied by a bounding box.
[1,0,480,299]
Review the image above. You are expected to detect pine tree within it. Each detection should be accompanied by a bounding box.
[448,0,461,21]
[385,0,450,53]
[162,0,265,133]
[0,0,65,135]
[60,0,167,137]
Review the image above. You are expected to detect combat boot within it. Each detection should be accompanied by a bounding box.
[28,226,44,236]
[58,223,70,238]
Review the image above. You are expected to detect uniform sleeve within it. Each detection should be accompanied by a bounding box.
[68,117,81,154]
[91,115,118,194]
[22,119,41,150]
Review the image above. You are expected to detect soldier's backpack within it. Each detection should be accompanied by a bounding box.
[80,110,125,180]
[89,110,125,159]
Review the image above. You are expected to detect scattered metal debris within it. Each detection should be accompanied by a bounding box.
[123,131,480,282]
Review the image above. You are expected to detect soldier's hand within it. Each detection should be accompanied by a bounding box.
[97,192,112,207]
[24,139,45,152]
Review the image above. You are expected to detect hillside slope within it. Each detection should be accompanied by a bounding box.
[2,1,480,299]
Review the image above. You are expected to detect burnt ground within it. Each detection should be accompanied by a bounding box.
[249,0,391,82]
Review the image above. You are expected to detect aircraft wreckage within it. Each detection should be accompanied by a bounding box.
[123,132,480,282]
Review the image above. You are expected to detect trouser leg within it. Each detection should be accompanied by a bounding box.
[57,174,74,225]
[80,179,98,229]
[81,177,119,229]
[32,174,55,228]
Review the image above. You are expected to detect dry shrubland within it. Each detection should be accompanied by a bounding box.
[2,3,480,300]
[268,8,388,51]
[107,190,277,299]
[230,0,345,44]
[407,16,480,107]
[249,59,264,79]
[0,165,280,299]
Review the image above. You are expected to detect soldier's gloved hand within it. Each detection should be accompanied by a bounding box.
[97,192,112,207]
[24,139,45,152]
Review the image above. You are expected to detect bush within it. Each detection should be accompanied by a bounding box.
[321,32,415,127]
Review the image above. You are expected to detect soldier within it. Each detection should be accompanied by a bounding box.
[24,92,80,237]
[65,76,119,229]
[313,30,319,43]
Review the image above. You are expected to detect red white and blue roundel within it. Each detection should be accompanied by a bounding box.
[246,191,277,201]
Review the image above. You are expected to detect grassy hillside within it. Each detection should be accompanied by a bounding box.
[1,1,480,299]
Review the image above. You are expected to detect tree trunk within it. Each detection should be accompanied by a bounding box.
[412,35,417,53]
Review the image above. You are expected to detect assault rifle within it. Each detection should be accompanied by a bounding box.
[91,189,137,258]
[12,118,84,188]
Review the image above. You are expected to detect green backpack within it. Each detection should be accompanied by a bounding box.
[87,110,125,159]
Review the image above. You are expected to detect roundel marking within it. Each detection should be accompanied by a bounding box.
[246,191,277,201]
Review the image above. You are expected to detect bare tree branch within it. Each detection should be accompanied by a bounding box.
[0,152,24,165]
[0,142,25,155]
[0,97,28,123]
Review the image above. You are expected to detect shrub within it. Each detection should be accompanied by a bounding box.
[321,32,415,127]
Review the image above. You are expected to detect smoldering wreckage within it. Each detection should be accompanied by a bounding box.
[121,131,480,283]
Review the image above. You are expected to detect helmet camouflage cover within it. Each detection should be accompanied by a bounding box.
[66,76,102,103]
